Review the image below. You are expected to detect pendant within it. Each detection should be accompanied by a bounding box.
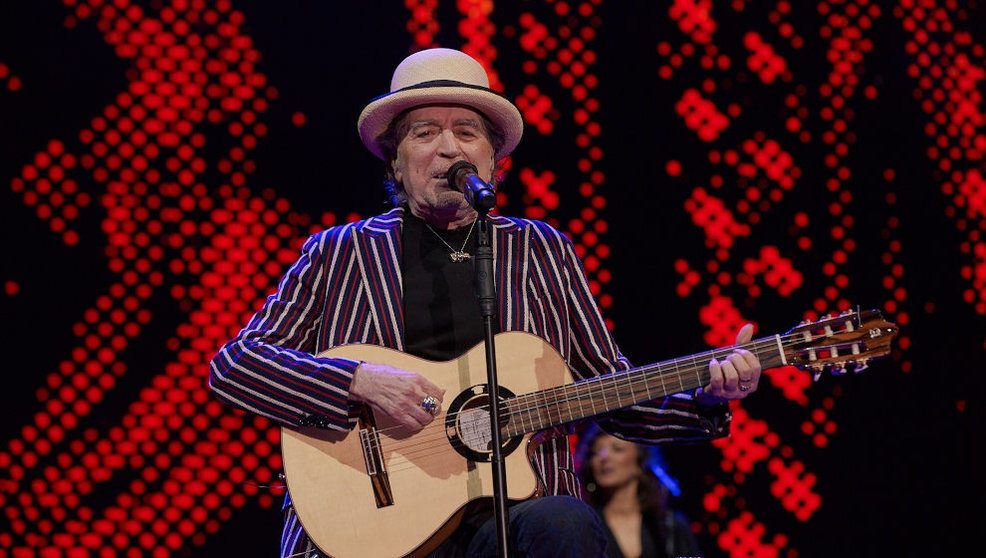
[449,251,470,262]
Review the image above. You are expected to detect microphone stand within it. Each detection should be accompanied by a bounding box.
[472,205,511,558]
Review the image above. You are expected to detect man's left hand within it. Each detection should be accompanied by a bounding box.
[695,323,762,405]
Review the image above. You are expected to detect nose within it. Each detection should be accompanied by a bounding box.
[437,129,462,158]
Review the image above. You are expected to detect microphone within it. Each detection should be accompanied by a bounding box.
[446,160,497,213]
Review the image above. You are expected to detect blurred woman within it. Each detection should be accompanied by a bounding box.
[577,426,703,558]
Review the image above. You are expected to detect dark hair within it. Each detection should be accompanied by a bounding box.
[375,106,506,207]
[576,425,703,558]
[576,425,670,518]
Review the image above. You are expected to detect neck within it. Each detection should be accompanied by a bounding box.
[408,206,478,231]
[601,481,641,517]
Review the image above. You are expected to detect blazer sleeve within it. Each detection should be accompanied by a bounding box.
[556,231,731,443]
[208,230,363,431]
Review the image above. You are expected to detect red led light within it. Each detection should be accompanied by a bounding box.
[3,1,980,556]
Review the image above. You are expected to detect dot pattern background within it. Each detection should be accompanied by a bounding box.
[1,1,983,557]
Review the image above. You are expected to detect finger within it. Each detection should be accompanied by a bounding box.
[735,323,754,345]
[707,358,724,394]
[735,348,760,374]
[392,389,436,428]
[727,351,754,381]
[734,350,762,391]
[416,378,446,403]
[728,351,759,395]
[719,358,740,392]
[731,362,756,394]
[406,404,434,428]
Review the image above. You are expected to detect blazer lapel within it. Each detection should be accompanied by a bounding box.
[489,214,525,334]
[352,208,405,351]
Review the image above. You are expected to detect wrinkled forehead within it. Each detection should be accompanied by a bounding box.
[383,103,501,161]
[403,104,488,127]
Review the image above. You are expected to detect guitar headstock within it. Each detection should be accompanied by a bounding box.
[782,309,898,380]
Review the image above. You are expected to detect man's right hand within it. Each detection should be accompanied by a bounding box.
[349,362,445,433]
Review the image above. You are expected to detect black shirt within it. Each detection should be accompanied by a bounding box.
[401,212,486,360]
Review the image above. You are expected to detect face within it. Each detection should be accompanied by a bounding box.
[391,105,496,226]
[588,433,643,491]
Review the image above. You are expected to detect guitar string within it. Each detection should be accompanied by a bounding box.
[367,333,833,475]
[374,336,870,471]
[352,332,874,466]
[359,332,872,462]
[366,352,874,476]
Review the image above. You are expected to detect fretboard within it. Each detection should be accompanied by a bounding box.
[502,335,787,437]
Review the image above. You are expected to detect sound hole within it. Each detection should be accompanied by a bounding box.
[445,384,522,462]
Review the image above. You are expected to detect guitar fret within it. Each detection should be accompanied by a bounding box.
[539,389,550,428]
[527,394,539,432]
[606,374,623,409]
[554,388,563,425]
[623,370,635,406]
[600,376,609,412]
[587,380,597,417]
[517,395,529,434]
[564,385,575,423]
[674,359,684,393]
[544,388,557,427]
[508,397,521,436]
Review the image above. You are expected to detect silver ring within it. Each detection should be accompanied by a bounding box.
[421,395,440,415]
[739,385,751,392]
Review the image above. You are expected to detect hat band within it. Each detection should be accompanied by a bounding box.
[368,79,512,103]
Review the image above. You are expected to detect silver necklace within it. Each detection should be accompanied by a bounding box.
[425,220,476,263]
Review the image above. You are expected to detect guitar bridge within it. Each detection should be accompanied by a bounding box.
[359,427,383,475]
[358,407,394,508]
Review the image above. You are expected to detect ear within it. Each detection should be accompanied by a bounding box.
[391,157,402,184]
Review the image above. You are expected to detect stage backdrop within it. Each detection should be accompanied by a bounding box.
[2,1,984,557]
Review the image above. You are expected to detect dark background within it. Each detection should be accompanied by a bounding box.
[2,1,984,557]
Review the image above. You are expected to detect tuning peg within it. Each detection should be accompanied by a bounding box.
[831,365,847,376]
[853,359,869,373]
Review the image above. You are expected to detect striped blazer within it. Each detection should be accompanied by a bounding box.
[208,207,730,557]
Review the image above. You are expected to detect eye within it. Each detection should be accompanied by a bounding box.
[411,125,439,139]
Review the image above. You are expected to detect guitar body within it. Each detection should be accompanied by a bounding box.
[280,331,576,558]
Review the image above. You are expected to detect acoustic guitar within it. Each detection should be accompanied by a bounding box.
[281,309,897,557]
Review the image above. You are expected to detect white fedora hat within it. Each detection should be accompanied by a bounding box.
[357,48,524,161]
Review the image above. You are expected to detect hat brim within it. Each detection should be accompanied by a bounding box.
[357,82,524,161]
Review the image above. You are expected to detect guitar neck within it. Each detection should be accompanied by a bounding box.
[502,335,787,437]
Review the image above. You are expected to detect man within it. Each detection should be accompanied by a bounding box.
[209,48,761,557]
